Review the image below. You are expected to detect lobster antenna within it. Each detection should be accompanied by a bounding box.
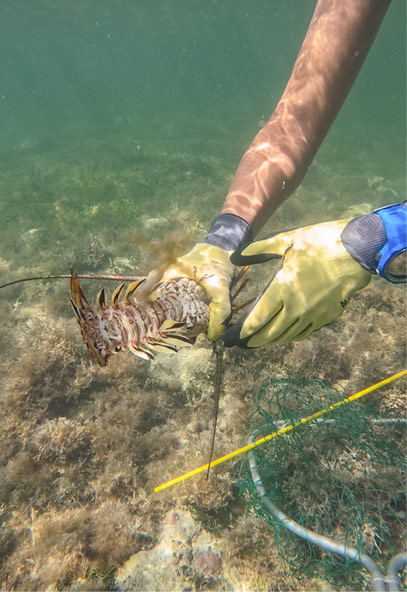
[0,273,146,290]
[206,339,224,480]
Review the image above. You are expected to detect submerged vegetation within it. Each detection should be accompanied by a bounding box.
[0,117,405,590]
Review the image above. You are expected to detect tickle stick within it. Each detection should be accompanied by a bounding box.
[155,369,407,492]
[206,339,224,480]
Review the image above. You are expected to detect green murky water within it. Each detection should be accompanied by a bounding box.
[0,0,405,277]
[0,2,405,590]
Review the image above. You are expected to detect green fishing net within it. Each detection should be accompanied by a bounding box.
[237,378,406,590]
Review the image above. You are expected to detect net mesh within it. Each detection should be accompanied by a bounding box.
[237,378,406,590]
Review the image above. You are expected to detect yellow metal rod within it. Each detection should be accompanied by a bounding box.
[154,369,406,493]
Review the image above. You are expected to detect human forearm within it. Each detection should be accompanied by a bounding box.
[222,0,391,234]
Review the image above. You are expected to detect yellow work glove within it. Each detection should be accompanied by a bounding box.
[222,218,372,347]
[152,214,253,340]
[159,242,235,340]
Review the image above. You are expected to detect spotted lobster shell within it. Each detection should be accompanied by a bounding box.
[70,273,210,367]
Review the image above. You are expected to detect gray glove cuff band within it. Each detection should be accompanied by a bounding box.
[204,214,253,251]
[341,213,387,273]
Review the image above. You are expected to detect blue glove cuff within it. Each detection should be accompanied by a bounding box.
[341,203,406,284]
[341,214,386,273]
[374,203,407,283]
[204,214,253,251]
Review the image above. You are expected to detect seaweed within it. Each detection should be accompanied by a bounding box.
[0,119,405,591]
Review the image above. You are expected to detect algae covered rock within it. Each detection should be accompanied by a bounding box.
[116,509,235,591]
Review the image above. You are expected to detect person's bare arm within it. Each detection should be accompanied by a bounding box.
[155,0,392,343]
[222,0,391,235]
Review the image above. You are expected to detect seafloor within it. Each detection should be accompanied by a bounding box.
[0,119,405,591]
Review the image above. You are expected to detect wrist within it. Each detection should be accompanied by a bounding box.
[374,203,407,283]
[341,203,406,283]
[204,214,253,252]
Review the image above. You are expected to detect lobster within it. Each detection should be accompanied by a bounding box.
[69,271,210,367]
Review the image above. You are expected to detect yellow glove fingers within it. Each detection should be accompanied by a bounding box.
[160,243,235,341]
[238,290,284,342]
[252,317,318,346]
[290,323,320,342]
[247,315,298,347]
[197,250,234,340]
[239,234,292,259]
[203,281,232,341]
[207,299,230,341]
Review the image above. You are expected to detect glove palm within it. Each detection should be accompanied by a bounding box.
[223,218,371,346]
